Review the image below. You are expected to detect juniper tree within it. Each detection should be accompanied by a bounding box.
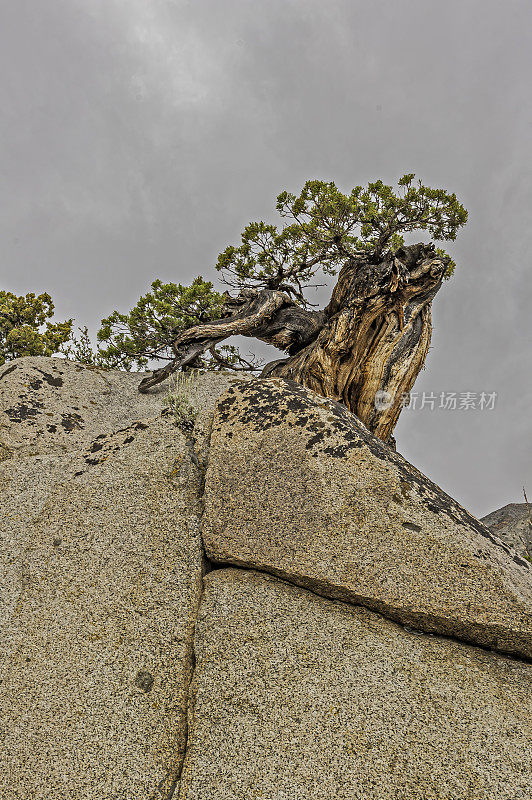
[100,175,467,442]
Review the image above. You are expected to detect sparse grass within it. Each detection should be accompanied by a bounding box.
[165,370,199,428]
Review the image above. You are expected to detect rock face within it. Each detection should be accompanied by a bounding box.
[0,357,165,457]
[482,503,532,562]
[2,358,532,799]
[0,358,238,800]
[202,379,532,659]
[180,569,532,800]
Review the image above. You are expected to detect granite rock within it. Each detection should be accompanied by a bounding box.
[0,356,236,459]
[179,568,532,800]
[202,379,532,659]
[0,358,237,800]
[0,356,162,457]
[482,503,532,563]
[3,359,532,798]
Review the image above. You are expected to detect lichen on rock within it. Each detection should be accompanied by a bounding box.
[1,357,531,800]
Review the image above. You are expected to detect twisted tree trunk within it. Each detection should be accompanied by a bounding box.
[139,242,447,442]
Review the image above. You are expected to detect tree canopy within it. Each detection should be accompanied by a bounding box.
[0,291,72,367]
[95,175,467,371]
[216,174,466,302]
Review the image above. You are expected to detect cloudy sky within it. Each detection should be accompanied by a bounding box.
[1,0,531,517]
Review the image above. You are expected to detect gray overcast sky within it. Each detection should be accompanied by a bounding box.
[1,0,531,517]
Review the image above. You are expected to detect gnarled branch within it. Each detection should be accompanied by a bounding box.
[139,243,448,443]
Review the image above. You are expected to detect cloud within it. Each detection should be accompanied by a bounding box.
[1,0,531,516]
[107,0,227,109]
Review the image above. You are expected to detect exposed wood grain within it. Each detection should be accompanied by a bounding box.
[139,243,447,442]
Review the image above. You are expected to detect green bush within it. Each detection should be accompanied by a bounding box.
[0,290,72,366]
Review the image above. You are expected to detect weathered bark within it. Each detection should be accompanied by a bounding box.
[139,243,447,442]
[269,243,445,440]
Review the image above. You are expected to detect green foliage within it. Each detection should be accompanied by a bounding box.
[96,277,226,371]
[216,175,467,299]
[93,277,264,373]
[0,290,72,367]
[61,174,466,374]
[0,177,466,379]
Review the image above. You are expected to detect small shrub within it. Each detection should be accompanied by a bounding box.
[165,370,199,429]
